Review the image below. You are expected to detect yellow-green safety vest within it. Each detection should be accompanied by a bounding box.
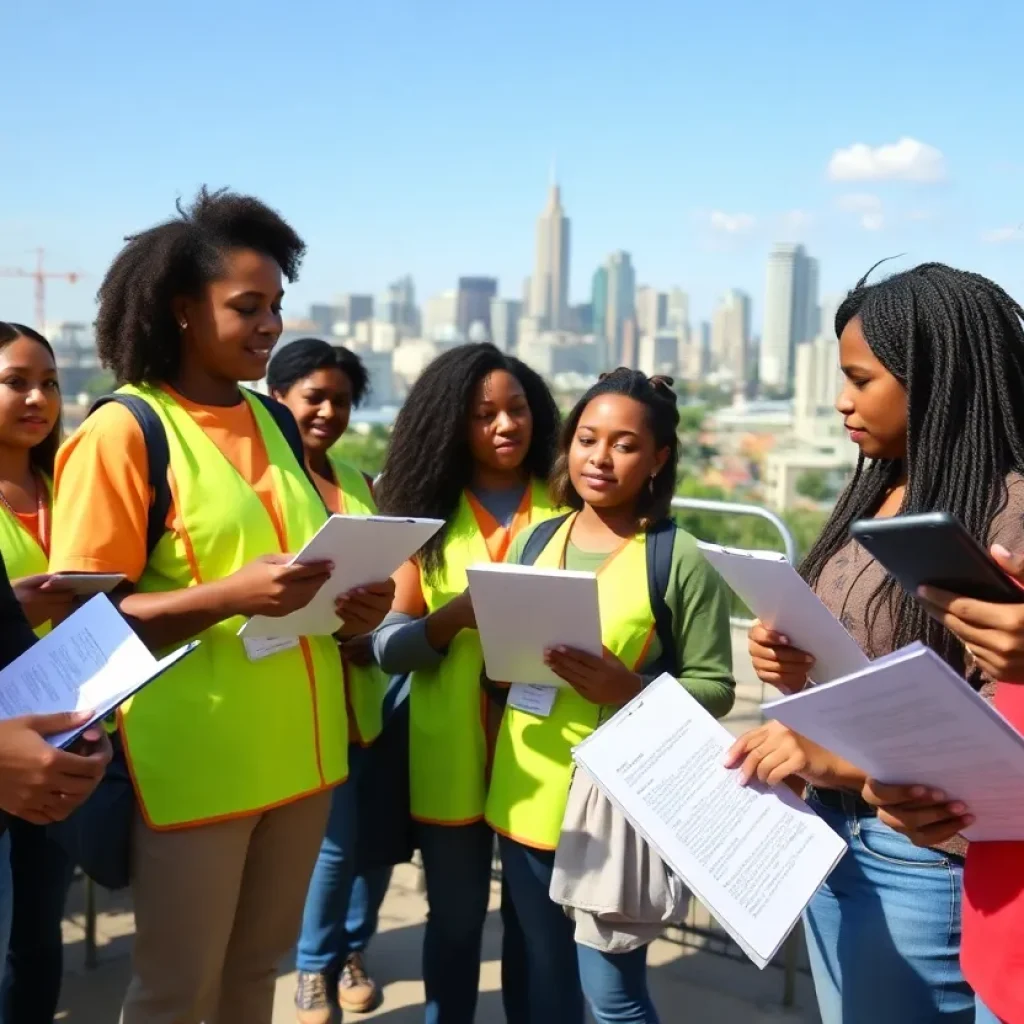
[0,475,52,638]
[412,479,560,824]
[326,449,389,745]
[485,516,656,849]
[116,385,348,829]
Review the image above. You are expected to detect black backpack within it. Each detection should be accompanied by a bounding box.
[519,514,680,678]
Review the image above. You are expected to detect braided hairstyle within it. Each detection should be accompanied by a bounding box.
[96,187,306,384]
[376,343,559,581]
[801,262,1024,670]
[550,368,680,524]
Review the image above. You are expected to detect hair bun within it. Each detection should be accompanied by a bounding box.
[648,374,678,403]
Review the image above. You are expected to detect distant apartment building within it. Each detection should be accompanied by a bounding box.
[711,289,752,388]
[636,287,668,337]
[638,330,679,378]
[423,291,459,342]
[490,298,522,353]
[456,277,498,338]
[759,244,819,393]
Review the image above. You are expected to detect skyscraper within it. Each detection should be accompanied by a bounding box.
[711,289,752,385]
[666,289,689,333]
[338,294,374,331]
[424,291,458,341]
[636,287,668,337]
[605,251,636,366]
[378,275,419,337]
[456,277,498,338]
[490,298,522,353]
[759,244,819,393]
[591,266,608,342]
[530,179,571,330]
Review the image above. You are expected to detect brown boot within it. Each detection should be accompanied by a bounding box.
[338,952,379,1014]
[295,971,333,1024]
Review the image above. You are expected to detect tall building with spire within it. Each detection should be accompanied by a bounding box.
[530,173,571,331]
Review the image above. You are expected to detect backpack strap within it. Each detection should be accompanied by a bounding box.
[519,513,571,566]
[89,395,170,560]
[645,518,680,678]
[245,390,328,513]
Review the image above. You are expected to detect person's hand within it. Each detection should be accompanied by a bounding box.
[12,574,78,629]
[724,721,836,789]
[544,646,641,706]
[918,544,1024,681]
[221,554,333,619]
[748,621,815,694]
[339,634,374,667]
[0,711,112,824]
[336,579,396,637]
[860,780,972,847]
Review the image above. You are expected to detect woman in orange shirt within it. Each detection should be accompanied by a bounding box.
[48,190,394,1024]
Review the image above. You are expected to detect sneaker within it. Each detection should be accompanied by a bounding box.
[295,971,333,1024]
[338,952,379,1014]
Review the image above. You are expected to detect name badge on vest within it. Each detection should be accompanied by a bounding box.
[507,683,558,718]
[243,635,300,662]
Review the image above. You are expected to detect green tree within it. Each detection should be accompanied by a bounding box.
[796,469,833,503]
[82,370,115,399]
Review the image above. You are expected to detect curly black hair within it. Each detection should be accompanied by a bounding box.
[801,261,1024,672]
[550,368,680,525]
[376,342,560,580]
[95,186,306,384]
[0,322,62,476]
[266,337,370,407]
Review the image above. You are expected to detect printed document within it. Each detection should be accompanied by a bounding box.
[241,515,444,638]
[574,674,847,968]
[467,563,601,687]
[698,543,869,683]
[764,642,1024,841]
[0,595,197,749]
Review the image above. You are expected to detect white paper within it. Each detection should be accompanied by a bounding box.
[241,515,444,638]
[0,595,198,748]
[507,683,558,717]
[698,542,869,683]
[467,563,601,687]
[764,642,1024,841]
[242,635,300,662]
[574,674,848,969]
[48,573,126,596]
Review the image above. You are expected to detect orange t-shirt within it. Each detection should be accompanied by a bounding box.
[50,387,285,579]
[15,511,43,550]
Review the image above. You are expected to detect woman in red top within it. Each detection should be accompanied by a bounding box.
[862,547,1024,1024]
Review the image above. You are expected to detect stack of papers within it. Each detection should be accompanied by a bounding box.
[574,674,848,969]
[698,542,869,683]
[764,643,1024,841]
[0,595,196,749]
[241,515,444,638]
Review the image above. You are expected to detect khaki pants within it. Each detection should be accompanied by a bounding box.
[121,790,332,1024]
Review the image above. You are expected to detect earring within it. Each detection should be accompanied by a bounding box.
[179,320,187,331]
[649,474,656,495]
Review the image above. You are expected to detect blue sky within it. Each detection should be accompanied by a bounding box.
[3,0,1023,331]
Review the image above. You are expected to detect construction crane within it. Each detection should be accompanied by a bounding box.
[0,248,82,330]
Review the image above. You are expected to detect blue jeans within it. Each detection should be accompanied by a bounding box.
[416,820,494,1024]
[1,818,75,1024]
[804,794,973,1023]
[498,835,659,1024]
[975,996,1001,1023]
[0,832,10,970]
[296,744,393,975]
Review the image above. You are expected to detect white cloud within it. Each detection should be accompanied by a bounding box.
[708,210,756,235]
[982,225,1024,244]
[827,137,946,183]
[837,193,885,231]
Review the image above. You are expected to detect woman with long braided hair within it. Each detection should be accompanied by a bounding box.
[725,262,1024,1022]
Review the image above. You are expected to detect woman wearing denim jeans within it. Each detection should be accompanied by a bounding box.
[728,263,1024,1022]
